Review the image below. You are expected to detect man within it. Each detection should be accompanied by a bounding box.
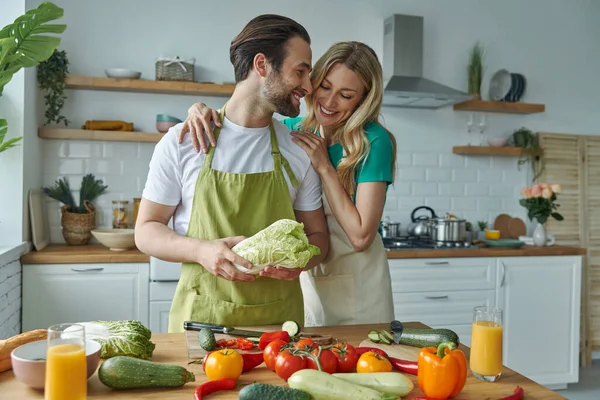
[135,14,329,333]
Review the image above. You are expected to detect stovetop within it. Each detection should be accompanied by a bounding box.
[383,236,479,251]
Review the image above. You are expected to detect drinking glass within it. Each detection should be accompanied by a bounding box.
[45,323,87,400]
[469,306,503,382]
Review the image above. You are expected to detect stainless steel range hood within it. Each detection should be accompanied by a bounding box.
[382,14,473,109]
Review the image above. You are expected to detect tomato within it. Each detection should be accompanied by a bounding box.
[295,338,315,350]
[275,350,307,381]
[356,351,392,373]
[306,348,338,374]
[263,339,287,371]
[331,343,358,373]
[204,349,244,381]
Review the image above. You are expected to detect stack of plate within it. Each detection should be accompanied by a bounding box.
[488,69,527,102]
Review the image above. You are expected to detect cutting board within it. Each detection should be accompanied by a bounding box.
[359,340,420,362]
[185,330,334,360]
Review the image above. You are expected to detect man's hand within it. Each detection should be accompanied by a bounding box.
[196,236,255,282]
[259,266,303,281]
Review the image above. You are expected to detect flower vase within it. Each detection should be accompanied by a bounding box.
[532,221,547,247]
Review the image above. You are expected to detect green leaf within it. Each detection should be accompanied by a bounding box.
[0,136,23,153]
[551,212,564,221]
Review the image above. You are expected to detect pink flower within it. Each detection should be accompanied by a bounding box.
[521,188,532,199]
[531,184,543,197]
[542,188,552,199]
[551,184,561,193]
[540,183,550,190]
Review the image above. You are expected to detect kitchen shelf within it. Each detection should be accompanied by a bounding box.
[453,100,545,114]
[64,75,235,97]
[38,128,163,143]
[452,146,541,156]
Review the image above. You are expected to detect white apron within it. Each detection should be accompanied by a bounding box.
[300,194,395,326]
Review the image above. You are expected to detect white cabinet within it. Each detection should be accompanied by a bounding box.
[496,256,581,389]
[149,281,178,333]
[22,263,149,332]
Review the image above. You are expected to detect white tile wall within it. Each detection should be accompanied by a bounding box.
[0,259,21,339]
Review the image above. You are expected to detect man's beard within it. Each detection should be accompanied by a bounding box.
[263,71,301,117]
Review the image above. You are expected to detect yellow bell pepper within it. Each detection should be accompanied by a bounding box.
[418,342,467,399]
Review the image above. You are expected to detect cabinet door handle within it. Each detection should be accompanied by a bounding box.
[71,267,104,272]
[500,262,506,287]
[425,261,449,265]
[424,295,449,300]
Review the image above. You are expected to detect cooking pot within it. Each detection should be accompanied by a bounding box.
[429,214,467,242]
[407,206,437,236]
[381,217,401,238]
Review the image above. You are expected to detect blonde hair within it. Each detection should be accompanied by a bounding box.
[301,41,397,196]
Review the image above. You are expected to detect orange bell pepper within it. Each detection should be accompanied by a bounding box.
[418,342,467,399]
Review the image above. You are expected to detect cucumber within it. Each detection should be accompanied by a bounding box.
[239,383,312,400]
[398,328,460,348]
[367,330,381,343]
[378,331,392,345]
[198,328,216,351]
[282,320,301,337]
[380,330,394,343]
[98,356,195,389]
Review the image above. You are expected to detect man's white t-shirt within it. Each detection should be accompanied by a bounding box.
[142,117,323,236]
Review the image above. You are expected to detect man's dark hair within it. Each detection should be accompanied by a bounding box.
[230,14,311,83]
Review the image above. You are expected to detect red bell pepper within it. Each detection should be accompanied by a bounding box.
[258,331,290,349]
[194,378,237,400]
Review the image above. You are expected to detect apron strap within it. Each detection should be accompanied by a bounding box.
[269,125,299,188]
[202,106,227,170]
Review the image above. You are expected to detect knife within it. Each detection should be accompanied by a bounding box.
[390,320,403,344]
[183,321,326,338]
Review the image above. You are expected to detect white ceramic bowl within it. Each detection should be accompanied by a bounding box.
[105,68,142,79]
[11,339,102,390]
[91,228,135,251]
[488,137,508,147]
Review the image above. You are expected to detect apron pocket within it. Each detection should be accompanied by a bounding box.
[191,294,288,326]
[313,274,356,326]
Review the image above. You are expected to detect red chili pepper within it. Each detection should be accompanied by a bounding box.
[215,339,228,348]
[226,339,236,347]
[356,346,389,358]
[388,356,418,375]
[258,331,290,349]
[241,352,264,372]
[236,337,254,350]
[194,378,237,400]
[498,386,524,400]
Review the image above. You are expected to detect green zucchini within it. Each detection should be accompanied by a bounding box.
[397,328,460,348]
[367,330,381,343]
[98,356,195,389]
[378,331,392,345]
[282,320,301,337]
[380,329,394,343]
[239,383,312,400]
[198,328,216,351]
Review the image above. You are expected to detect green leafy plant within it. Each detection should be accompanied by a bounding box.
[519,183,563,225]
[467,42,485,98]
[465,222,473,232]
[43,174,108,213]
[37,49,70,126]
[477,220,487,231]
[508,127,545,182]
[0,2,66,154]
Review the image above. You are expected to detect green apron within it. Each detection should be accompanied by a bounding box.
[168,105,304,333]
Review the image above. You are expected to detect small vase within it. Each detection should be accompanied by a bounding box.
[532,221,547,247]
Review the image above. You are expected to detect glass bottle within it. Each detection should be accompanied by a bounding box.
[112,200,129,229]
[133,198,141,227]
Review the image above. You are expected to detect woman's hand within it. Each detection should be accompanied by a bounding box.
[290,130,333,175]
[178,102,221,153]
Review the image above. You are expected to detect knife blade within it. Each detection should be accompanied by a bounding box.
[390,320,403,344]
[183,321,268,337]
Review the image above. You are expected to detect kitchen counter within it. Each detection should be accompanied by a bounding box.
[21,243,585,264]
[1,322,565,399]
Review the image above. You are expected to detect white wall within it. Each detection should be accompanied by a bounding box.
[0,259,22,339]
[21,0,600,242]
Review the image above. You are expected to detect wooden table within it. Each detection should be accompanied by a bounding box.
[1,322,565,399]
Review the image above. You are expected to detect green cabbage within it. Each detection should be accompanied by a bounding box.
[73,320,156,359]
[232,219,321,269]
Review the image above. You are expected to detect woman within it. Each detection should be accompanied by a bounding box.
[178,41,397,326]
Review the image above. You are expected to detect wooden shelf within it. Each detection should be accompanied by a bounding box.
[452,146,541,156]
[453,100,545,114]
[38,128,163,143]
[64,75,235,97]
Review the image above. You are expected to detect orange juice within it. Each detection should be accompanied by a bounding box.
[45,343,87,400]
[470,321,503,377]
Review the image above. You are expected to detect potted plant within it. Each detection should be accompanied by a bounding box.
[43,174,108,245]
[0,2,66,154]
[519,183,563,246]
[467,42,485,99]
[477,220,487,240]
[37,49,70,126]
[509,127,545,182]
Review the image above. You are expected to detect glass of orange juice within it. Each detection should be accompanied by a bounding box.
[45,323,87,400]
[470,306,503,382]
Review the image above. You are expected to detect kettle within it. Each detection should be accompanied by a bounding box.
[407,206,437,237]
